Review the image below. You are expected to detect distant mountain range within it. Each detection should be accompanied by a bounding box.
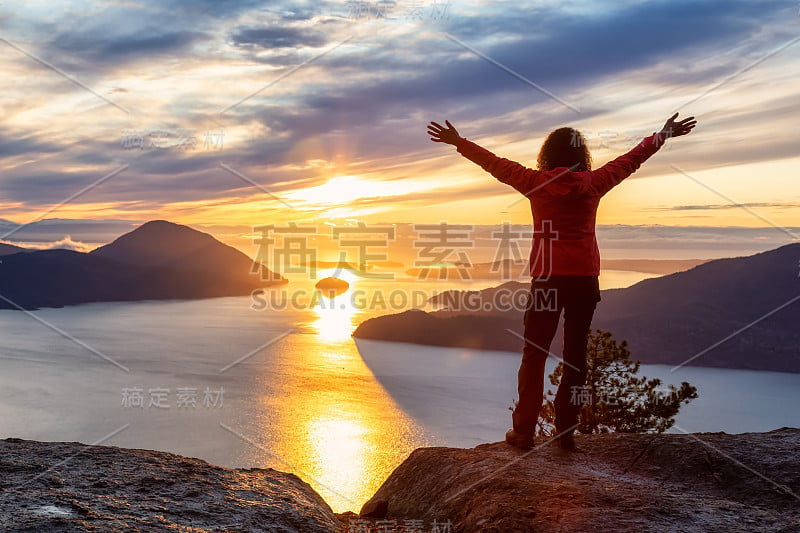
[0,242,26,256]
[405,258,710,279]
[353,243,800,373]
[0,220,284,310]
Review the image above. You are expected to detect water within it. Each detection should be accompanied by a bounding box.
[0,293,425,513]
[1,269,796,512]
[354,339,800,442]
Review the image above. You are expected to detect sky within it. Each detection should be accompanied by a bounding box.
[0,0,798,256]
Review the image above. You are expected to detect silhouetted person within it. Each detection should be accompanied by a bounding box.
[427,113,697,450]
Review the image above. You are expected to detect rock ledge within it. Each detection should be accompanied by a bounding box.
[0,438,341,532]
[359,428,800,532]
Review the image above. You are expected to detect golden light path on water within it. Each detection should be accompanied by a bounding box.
[257,269,435,513]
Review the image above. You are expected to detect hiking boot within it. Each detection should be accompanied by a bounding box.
[505,428,534,450]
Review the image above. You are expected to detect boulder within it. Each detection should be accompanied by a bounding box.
[0,438,341,532]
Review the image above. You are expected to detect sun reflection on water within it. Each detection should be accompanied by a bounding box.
[311,268,361,342]
[307,414,371,505]
[263,332,429,513]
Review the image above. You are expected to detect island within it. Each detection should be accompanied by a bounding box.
[0,220,286,310]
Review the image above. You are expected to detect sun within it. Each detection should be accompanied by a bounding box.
[292,175,362,205]
[284,174,432,208]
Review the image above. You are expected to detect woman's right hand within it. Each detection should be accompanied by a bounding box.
[659,112,697,138]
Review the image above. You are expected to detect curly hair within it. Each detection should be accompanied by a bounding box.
[536,127,592,172]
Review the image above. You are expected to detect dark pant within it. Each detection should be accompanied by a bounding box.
[512,275,600,436]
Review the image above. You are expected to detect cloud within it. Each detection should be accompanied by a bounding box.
[0,0,797,222]
[595,224,799,255]
[12,235,94,253]
[5,219,795,265]
[230,26,329,49]
[47,29,211,70]
[233,0,796,164]
[0,219,140,245]
[0,131,61,157]
[659,203,800,211]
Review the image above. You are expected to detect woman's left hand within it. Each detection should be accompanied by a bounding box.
[427,120,462,145]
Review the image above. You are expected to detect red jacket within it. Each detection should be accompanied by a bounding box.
[456,132,666,277]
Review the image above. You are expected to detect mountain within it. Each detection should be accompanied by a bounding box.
[91,220,282,282]
[0,242,27,256]
[590,242,799,371]
[0,220,284,310]
[353,243,800,372]
[93,220,235,266]
[405,258,710,279]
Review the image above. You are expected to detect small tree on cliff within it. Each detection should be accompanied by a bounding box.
[536,329,698,435]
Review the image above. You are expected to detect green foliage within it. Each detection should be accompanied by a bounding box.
[537,329,698,436]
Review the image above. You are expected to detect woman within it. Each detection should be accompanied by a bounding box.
[427,113,697,450]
